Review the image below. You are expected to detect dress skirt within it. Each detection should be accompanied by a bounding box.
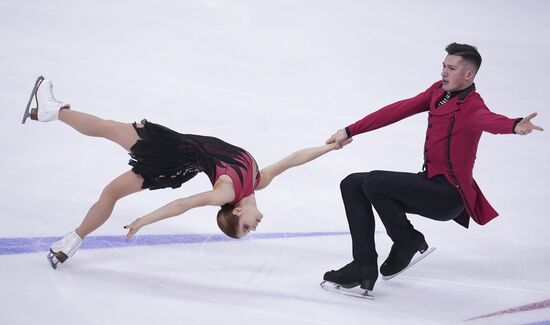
[128,119,247,190]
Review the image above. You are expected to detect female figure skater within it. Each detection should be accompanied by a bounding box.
[22,76,350,269]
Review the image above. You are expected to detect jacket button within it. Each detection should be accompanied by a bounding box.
[428,124,432,128]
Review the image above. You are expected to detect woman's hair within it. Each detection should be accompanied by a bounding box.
[217,204,240,239]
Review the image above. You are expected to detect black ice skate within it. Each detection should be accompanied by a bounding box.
[321,262,378,299]
[380,232,436,280]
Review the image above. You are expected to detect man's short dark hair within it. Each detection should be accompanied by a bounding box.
[445,42,482,71]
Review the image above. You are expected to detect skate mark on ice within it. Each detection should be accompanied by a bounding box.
[465,299,550,321]
[110,267,334,325]
[0,231,349,255]
[393,276,550,296]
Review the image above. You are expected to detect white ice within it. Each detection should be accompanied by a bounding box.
[1,0,549,324]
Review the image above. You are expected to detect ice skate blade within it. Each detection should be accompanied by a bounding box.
[22,76,44,124]
[47,252,59,269]
[382,247,436,280]
[47,250,68,270]
[320,281,374,299]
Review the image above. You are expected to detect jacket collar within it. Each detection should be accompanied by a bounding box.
[430,82,476,114]
[436,82,475,99]
[457,83,475,100]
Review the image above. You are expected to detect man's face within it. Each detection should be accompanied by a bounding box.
[441,55,475,92]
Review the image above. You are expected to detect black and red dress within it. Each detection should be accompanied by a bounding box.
[129,120,260,204]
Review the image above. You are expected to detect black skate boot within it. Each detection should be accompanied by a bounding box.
[380,231,429,278]
[323,261,378,291]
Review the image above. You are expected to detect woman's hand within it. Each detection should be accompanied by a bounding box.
[124,217,146,240]
[327,136,353,150]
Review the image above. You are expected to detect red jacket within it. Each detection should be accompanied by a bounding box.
[346,81,519,228]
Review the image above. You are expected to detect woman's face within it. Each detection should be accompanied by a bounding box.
[235,205,263,238]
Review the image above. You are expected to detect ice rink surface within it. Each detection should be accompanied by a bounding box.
[1,0,549,324]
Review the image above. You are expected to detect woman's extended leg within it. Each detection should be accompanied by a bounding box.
[75,170,144,238]
[27,77,139,151]
[58,109,140,152]
[48,170,144,268]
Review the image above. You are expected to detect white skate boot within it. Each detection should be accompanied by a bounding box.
[47,231,83,269]
[22,76,70,124]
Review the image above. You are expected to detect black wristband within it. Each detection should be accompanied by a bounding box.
[345,127,351,138]
[512,118,523,134]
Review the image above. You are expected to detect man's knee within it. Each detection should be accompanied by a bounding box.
[340,172,369,193]
[362,170,387,196]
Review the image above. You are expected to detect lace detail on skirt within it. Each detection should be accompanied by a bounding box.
[128,119,248,190]
[136,161,205,190]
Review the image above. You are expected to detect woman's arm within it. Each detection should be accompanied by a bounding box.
[256,141,351,190]
[124,180,234,239]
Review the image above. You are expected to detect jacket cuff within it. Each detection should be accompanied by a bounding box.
[345,126,352,138]
[512,118,523,134]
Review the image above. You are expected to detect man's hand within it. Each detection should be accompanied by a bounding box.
[326,129,351,149]
[327,137,353,150]
[515,112,544,135]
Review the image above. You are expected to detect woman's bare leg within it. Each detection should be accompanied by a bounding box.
[58,109,140,151]
[56,109,147,238]
[75,171,144,238]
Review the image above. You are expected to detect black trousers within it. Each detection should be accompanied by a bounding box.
[340,170,464,266]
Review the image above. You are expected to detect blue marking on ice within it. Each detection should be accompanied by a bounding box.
[0,231,349,256]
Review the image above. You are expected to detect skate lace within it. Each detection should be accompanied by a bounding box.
[39,82,60,106]
[46,84,59,104]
